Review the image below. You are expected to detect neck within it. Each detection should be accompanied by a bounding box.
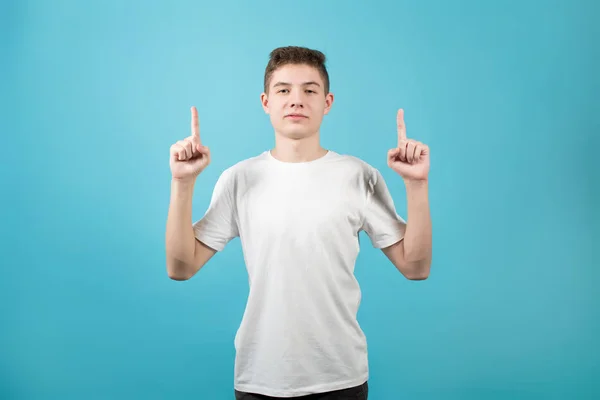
[271,131,327,163]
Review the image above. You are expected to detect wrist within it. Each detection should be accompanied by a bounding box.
[404,178,428,190]
[171,177,196,192]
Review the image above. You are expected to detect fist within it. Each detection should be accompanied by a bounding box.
[387,109,430,181]
[170,106,211,182]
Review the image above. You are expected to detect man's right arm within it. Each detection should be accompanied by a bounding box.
[165,179,216,280]
[165,106,216,281]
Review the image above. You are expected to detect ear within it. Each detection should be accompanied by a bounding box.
[260,92,270,114]
[323,92,334,115]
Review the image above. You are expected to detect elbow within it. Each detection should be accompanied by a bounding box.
[166,260,193,281]
[404,258,431,281]
[168,272,191,281]
[406,272,429,281]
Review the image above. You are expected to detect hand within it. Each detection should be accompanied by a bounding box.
[387,109,430,182]
[170,106,211,182]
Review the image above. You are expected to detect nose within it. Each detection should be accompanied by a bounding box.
[289,91,304,108]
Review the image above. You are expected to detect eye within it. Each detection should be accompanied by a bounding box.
[278,89,289,94]
[306,90,316,94]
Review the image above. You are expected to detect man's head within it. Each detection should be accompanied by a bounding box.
[261,46,334,140]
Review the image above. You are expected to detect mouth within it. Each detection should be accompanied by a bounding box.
[285,114,308,119]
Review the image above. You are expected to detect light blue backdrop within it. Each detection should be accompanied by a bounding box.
[2,0,598,399]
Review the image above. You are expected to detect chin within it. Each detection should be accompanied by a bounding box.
[281,129,313,140]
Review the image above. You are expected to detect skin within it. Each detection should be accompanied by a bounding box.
[260,64,333,163]
[383,108,432,280]
[165,106,215,280]
[165,62,432,281]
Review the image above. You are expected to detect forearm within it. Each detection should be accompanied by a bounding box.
[403,180,432,264]
[165,179,197,267]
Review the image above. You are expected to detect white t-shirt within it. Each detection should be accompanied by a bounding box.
[193,150,406,397]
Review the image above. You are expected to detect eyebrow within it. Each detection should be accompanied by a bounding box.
[273,81,321,88]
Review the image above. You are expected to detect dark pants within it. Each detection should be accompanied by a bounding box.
[235,381,368,400]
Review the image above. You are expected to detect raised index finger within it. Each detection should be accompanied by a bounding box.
[397,108,407,144]
[191,106,201,142]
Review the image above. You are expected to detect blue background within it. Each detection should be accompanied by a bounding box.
[2,0,598,399]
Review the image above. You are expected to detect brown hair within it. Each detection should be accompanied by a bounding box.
[264,46,330,94]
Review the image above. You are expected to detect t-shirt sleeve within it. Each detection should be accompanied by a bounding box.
[361,168,407,249]
[192,168,239,252]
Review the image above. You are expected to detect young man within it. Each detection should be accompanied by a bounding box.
[165,46,432,399]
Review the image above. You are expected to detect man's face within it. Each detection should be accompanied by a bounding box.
[261,64,334,140]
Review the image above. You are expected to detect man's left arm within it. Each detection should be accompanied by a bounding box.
[382,109,432,280]
[382,180,431,280]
